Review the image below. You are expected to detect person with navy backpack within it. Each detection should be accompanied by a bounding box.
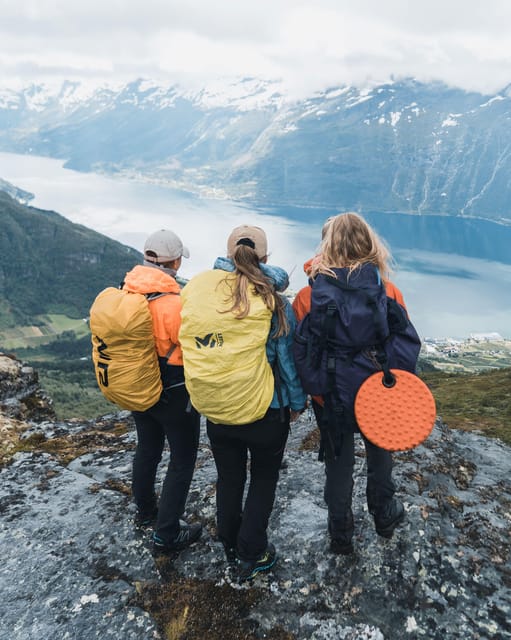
[293,212,421,555]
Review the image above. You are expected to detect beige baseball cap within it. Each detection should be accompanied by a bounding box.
[227,225,268,260]
[144,229,190,263]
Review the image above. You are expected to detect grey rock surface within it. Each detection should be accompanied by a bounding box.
[0,363,510,639]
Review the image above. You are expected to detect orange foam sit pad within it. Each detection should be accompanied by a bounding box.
[354,369,436,451]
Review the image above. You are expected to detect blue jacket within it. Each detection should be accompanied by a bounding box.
[213,257,306,411]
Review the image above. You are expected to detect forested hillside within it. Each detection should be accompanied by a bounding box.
[0,191,141,328]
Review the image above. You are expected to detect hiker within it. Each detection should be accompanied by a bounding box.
[179,225,306,582]
[293,212,420,555]
[123,229,201,555]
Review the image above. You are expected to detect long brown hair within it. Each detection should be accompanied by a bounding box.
[221,244,289,337]
[311,212,392,280]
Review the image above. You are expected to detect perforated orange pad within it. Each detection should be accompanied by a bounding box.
[354,369,436,451]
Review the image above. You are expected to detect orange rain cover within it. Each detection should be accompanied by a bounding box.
[354,369,436,451]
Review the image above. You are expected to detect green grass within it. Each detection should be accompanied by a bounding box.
[1,314,90,350]
[6,316,511,440]
[420,368,511,445]
[38,369,117,420]
[9,319,116,420]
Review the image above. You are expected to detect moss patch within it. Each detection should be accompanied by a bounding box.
[420,368,511,445]
[0,416,28,466]
[1,420,132,467]
[299,426,320,452]
[134,574,295,640]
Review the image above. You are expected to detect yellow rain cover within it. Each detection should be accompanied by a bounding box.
[90,287,162,412]
[180,270,274,425]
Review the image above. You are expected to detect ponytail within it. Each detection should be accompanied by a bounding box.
[221,244,289,337]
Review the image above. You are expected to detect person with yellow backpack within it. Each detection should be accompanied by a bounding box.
[179,225,306,582]
[116,229,201,554]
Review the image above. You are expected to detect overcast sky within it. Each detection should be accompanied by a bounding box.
[1,0,511,96]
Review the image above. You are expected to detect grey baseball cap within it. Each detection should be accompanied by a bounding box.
[143,229,190,263]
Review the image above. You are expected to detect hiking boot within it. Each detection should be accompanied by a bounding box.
[374,498,405,539]
[134,506,158,528]
[237,543,276,583]
[330,537,354,555]
[328,510,354,555]
[222,543,237,566]
[152,523,202,555]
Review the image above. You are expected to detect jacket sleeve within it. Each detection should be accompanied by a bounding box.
[384,281,407,310]
[292,285,312,321]
[267,298,306,411]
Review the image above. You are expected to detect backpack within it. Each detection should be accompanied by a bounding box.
[90,287,170,412]
[293,264,421,458]
[179,269,275,425]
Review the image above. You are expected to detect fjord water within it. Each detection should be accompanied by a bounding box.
[0,151,510,339]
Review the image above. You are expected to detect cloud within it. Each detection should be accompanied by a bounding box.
[1,0,510,95]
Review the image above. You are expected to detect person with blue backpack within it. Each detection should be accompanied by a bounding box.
[293,212,421,555]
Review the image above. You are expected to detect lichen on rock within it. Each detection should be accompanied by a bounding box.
[0,354,510,639]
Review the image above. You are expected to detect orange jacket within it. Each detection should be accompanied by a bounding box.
[122,264,184,365]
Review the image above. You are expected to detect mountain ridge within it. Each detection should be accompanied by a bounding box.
[2,77,511,222]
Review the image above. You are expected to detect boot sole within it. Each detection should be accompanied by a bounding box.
[375,510,405,539]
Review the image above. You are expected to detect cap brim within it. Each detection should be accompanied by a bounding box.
[181,246,190,259]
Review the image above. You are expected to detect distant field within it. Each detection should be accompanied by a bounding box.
[3,318,511,442]
[420,339,511,373]
[6,316,112,420]
[0,314,90,350]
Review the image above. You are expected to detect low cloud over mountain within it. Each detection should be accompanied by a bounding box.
[1,78,511,222]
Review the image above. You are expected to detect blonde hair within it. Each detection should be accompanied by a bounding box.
[221,244,289,337]
[311,212,392,279]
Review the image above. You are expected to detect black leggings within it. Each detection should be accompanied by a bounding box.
[132,385,200,542]
[312,400,395,538]
[207,407,289,561]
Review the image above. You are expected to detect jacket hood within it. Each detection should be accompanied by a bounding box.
[214,256,289,292]
[122,264,181,295]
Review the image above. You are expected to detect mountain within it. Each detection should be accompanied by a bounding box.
[0,177,33,204]
[1,78,511,222]
[0,191,141,328]
[1,353,510,639]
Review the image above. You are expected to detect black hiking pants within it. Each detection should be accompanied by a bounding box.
[132,385,200,542]
[207,407,289,562]
[312,400,395,540]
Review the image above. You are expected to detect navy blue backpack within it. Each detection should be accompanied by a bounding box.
[293,264,421,458]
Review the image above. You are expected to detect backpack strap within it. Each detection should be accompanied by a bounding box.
[323,274,388,345]
[146,291,180,364]
[318,304,344,460]
[323,273,395,387]
[318,273,396,460]
[145,291,178,301]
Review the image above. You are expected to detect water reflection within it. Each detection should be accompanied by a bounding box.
[0,152,509,339]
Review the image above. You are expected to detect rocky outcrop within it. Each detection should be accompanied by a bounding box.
[0,353,55,422]
[0,356,510,640]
